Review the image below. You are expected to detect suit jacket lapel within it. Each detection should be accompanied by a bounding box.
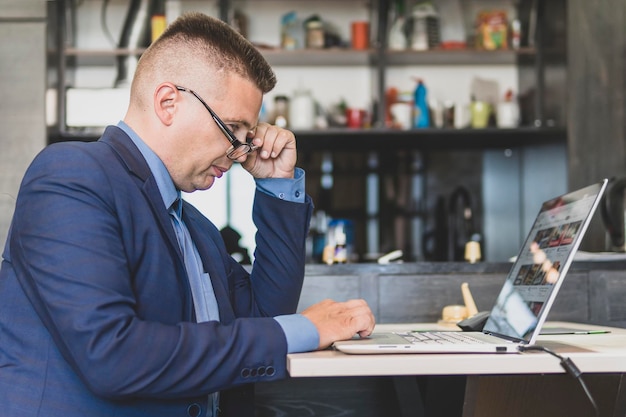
[99,127,181,258]
[99,127,193,317]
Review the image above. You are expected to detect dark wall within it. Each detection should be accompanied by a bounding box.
[517,0,567,127]
[568,0,626,251]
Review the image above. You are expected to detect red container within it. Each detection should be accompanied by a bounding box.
[346,108,366,128]
[351,21,369,50]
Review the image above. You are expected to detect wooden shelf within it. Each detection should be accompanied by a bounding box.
[64,47,147,56]
[53,47,534,67]
[382,48,536,66]
[258,48,374,66]
[293,126,566,151]
[261,48,533,66]
[50,127,566,151]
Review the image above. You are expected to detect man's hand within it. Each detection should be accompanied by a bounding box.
[240,123,297,179]
[301,299,376,350]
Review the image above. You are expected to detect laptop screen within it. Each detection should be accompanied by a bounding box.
[482,180,607,344]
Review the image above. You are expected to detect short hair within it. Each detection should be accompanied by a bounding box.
[132,12,276,99]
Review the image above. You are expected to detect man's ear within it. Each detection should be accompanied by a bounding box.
[154,83,178,126]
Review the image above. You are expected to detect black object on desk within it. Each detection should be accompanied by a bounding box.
[457,311,490,332]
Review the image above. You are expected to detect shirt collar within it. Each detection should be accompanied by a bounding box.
[116,120,179,211]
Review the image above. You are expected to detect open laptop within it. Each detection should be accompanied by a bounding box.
[334,179,608,354]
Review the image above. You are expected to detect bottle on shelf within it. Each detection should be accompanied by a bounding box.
[496,89,520,128]
[289,88,315,130]
[304,15,325,49]
[322,220,351,264]
[281,11,303,50]
[510,19,521,50]
[388,0,407,50]
[272,95,290,128]
[151,0,167,43]
[413,78,430,128]
[410,2,439,51]
[333,224,348,264]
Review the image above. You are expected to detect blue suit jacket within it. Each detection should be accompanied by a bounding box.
[0,126,313,416]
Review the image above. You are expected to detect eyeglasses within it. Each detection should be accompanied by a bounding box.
[175,86,258,160]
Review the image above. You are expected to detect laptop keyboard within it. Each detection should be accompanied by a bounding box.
[395,331,488,345]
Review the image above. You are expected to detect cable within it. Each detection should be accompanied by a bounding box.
[518,344,599,417]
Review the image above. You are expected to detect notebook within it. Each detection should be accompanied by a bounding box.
[333,179,608,354]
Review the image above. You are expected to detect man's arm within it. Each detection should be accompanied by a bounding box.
[10,143,293,398]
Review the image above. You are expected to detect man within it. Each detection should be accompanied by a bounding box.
[0,12,374,417]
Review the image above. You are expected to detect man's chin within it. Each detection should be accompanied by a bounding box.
[195,176,216,191]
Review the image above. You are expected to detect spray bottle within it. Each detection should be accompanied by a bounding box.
[413,78,430,128]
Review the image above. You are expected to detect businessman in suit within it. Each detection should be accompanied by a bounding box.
[0,12,374,417]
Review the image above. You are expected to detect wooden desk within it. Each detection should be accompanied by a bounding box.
[284,322,626,417]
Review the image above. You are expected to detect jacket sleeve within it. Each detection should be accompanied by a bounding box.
[232,190,313,318]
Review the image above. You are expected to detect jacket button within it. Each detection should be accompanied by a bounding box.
[241,368,250,378]
[250,367,258,377]
[187,403,202,417]
[258,366,266,376]
[266,366,275,376]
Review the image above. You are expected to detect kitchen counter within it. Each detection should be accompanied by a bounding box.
[297,260,626,328]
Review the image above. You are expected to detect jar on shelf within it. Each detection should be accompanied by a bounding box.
[273,95,289,128]
[281,11,303,50]
[305,15,325,49]
[410,2,440,51]
[289,89,315,130]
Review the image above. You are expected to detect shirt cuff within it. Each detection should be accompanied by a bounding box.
[255,167,305,203]
[274,313,319,353]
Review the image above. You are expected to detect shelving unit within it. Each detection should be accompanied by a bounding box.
[47,0,555,138]
[46,0,566,262]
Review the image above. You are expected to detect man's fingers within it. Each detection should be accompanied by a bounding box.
[243,123,297,178]
[253,124,295,159]
[302,298,376,349]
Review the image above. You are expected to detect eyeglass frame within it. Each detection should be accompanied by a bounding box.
[175,85,258,160]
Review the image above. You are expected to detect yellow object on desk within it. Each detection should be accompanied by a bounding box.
[438,282,480,327]
[438,304,468,327]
